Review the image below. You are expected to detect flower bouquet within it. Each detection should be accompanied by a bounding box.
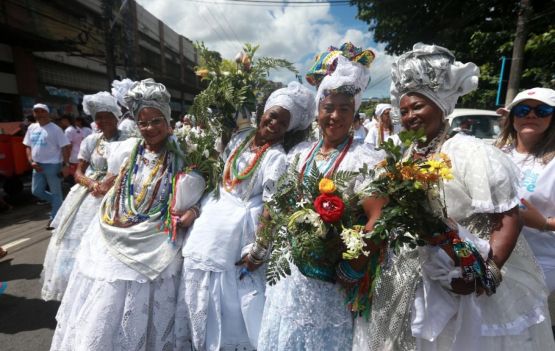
[260,155,373,285]
[349,129,498,317]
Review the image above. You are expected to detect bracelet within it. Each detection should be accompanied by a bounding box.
[246,253,265,266]
[249,242,268,261]
[542,217,552,232]
[189,205,201,219]
[486,258,503,288]
[336,260,365,283]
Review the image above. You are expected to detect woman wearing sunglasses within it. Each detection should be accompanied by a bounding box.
[497,88,555,294]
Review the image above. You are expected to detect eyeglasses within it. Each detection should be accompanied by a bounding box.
[137,117,166,129]
[513,104,554,118]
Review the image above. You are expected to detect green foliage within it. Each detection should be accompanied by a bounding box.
[191,42,298,136]
[351,0,555,108]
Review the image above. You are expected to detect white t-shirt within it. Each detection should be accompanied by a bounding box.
[364,127,400,149]
[506,148,555,271]
[23,122,70,163]
[353,125,367,142]
[65,125,86,163]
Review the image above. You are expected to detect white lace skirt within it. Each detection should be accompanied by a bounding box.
[258,264,353,351]
[175,262,265,351]
[50,227,182,351]
[42,190,102,301]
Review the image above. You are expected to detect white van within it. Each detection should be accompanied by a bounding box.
[447,108,501,144]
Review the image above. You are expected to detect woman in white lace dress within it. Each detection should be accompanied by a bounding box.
[497,88,555,293]
[352,44,554,351]
[257,44,383,351]
[41,92,127,301]
[50,79,205,351]
[174,81,315,351]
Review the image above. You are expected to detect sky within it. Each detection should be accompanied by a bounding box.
[136,0,396,99]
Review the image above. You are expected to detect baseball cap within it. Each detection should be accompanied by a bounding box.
[33,103,50,113]
[506,88,555,110]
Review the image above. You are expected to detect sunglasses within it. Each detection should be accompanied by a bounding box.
[513,104,555,118]
[137,117,166,129]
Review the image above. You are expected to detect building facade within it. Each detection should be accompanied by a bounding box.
[0,0,200,122]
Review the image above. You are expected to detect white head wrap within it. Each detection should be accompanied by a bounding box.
[390,43,479,117]
[264,81,316,132]
[374,103,392,119]
[124,78,171,122]
[82,91,122,119]
[315,55,371,112]
[111,78,136,108]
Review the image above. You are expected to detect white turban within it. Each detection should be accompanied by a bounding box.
[82,91,122,119]
[374,103,392,119]
[390,43,479,117]
[315,55,371,113]
[124,79,172,122]
[264,81,316,132]
[111,78,136,108]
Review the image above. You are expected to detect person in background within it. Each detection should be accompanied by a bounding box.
[112,78,140,136]
[75,116,92,139]
[364,103,398,149]
[497,88,555,293]
[41,91,128,302]
[352,112,368,141]
[63,115,86,177]
[23,103,71,229]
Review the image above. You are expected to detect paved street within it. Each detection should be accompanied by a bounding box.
[0,193,57,351]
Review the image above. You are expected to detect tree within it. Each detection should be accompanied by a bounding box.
[351,0,555,108]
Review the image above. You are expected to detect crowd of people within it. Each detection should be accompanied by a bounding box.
[11,41,555,350]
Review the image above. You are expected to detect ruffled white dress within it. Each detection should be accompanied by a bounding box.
[42,132,127,301]
[258,140,383,351]
[353,134,555,351]
[51,138,203,351]
[505,148,555,292]
[175,130,287,351]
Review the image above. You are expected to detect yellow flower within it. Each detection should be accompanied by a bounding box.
[195,68,209,78]
[439,167,454,180]
[319,178,336,194]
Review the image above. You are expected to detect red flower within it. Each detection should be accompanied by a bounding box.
[314,193,345,224]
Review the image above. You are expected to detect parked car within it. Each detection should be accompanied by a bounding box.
[446,108,501,144]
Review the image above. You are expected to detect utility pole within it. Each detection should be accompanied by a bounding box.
[505,0,533,105]
[102,0,116,88]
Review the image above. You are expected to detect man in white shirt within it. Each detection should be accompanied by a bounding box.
[63,116,85,176]
[23,103,71,229]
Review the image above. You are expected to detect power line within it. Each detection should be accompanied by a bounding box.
[191,2,241,54]
[185,0,350,7]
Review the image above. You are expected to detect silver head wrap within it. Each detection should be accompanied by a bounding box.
[264,81,316,132]
[316,55,371,112]
[390,43,479,117]
[374,103,392,119]
[124,78,171,122]
[111,78,136,108]
[82,91,122,119]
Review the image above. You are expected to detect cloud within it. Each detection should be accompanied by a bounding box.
[136,0,394,98]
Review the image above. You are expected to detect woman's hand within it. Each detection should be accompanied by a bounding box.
[176,209,197,228]
[235,254,263,279]
[450,278,484,296]
[520,198,551,231]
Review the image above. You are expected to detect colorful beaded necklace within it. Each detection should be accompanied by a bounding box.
[102,141,176,236]
[299,136,353,181]
[223,131,272,192]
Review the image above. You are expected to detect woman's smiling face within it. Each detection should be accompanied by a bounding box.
[399,93,444,141]
[318,93,355,144]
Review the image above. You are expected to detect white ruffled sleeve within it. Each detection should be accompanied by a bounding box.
[172,171,206,213]
[442,135,520,220]
[106,138,139,175]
